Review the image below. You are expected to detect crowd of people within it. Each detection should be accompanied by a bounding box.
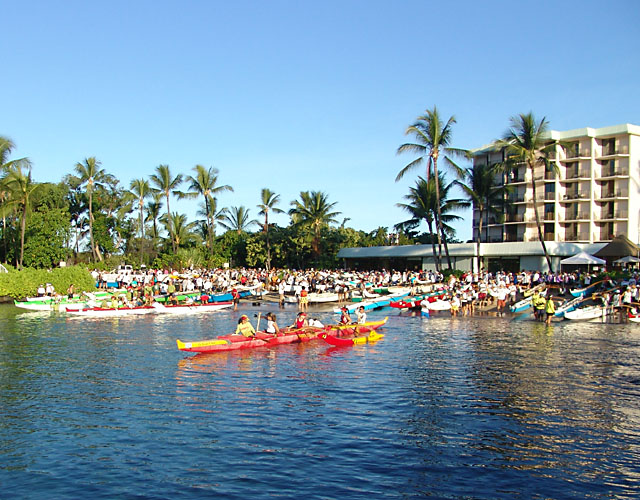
[84,265,640,323]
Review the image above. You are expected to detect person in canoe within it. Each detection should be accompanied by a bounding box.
[266,312,280,334]
[339,306,351,325]
[235,315,256,337]
[356,306,367,324]
[293,312,308,328]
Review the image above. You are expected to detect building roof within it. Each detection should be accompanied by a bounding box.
[337,241,607,259]
[471,123,640,156]
[594,235,640,258]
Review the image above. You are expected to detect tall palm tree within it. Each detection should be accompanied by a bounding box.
[2,165,41,268]
[149,164,183,253]
[162,212,195,250]
[452,162,510,272]
[196,198,226,242]
[182,165,233,250]
[397,174,468,271]
[219,206,258,234]
[397,106,468,269]
[496,113,557,271]
[289,191,341,258]
[0,137,31,263]
[257,188,284,271]
[145,192,163,244]
[128,178,151,265]
[74,157,107,262]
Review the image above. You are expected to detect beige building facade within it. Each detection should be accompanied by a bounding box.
[472,123,640,246]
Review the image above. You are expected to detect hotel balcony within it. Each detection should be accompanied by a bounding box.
[563,233,590,242]
[565,212,590,221]
[563,169,590,180]
[503,234,522,243]
[599,168,629,178]
[504,213,525,223]
[598,211,628,220]
[562,192,589,201]
[598,145,629,157]
[598,190,628,200]
[563,149,591,160]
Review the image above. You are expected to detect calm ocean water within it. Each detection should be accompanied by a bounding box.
[1,303,639,499]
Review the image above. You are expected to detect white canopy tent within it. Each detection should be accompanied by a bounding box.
[560,251,606,267]
[613,255,640,264]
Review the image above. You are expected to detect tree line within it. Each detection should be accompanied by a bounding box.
[1,108,554,272]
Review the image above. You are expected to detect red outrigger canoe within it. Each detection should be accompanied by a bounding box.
[320,317,388,346]
[176,326,325,354]
[176,317,389,354]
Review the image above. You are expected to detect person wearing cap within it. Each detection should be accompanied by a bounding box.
[235,315,255,337]
[294,312,307,329]
[231,288,240,310]
[339,306,351,325]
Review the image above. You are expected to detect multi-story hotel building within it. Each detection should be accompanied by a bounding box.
[337,123,639,272]
[472,123,640,245]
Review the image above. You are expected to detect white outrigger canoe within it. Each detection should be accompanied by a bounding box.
[564,306,604,321]
[65,305,156,317]
[151,301,234,314]
[422,299,452,312]
[333,289,410,313]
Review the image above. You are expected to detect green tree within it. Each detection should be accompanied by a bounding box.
[496,113,558,271]
[23,208,72,268]
[145,192,164,247]
[0,137,30,264]
[453,162,510,271]
[257,188,284,271]
[397,106,468,269]
[128,178,151,266]
[182,165,233,251]
[397,174,468,271]
[219,206,258,234]
[149,164,183,253]
[74,157,108,262]
[2,165,41,268]
[289,191,340,259]
[162,212,196,250]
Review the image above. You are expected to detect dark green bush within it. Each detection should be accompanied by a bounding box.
[0,266,96,300]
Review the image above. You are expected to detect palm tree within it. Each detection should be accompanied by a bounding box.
[397,174,468,271]
[162,212,195,249]
[74,157,107,262]
[128,178,151,265]
[182,165,233,250]
[149,164,183,253]
[196,198,226,242]
[219,206,258,234]
[257,188,284,271]
[496,113,558,271]
[397,106,468,269]
[289,191,341,258]
[2,165,41,268]
[0,137,31,263]
[145,192,163,244]
[452,162,510,272]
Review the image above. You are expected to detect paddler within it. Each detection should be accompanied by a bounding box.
[356,306,367,324]
[266,312,280,334]
[339,306,351,324]
[235,315,256,337]
[294,312,307,329]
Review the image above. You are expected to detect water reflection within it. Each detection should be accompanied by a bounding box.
[1,305,639,498]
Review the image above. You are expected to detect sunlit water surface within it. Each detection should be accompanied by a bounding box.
[1,304,639,499]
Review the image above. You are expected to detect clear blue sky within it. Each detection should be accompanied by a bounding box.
[4,0,639,242]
